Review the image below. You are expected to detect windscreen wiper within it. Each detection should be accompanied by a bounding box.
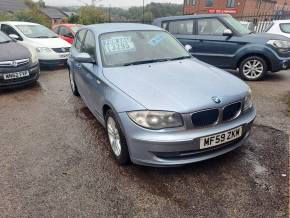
[123,58,169,66]
[0,40,11,44]
[168,55,192,61]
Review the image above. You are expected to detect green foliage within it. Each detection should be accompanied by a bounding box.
[0,13,14,22]
[79,6,105,25]
[14,8,50,27]
[68,15,80,24]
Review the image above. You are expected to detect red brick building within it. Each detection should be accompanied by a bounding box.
[183,0,289,16]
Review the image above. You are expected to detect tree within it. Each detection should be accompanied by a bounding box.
[14,8,50,27]
[79,6,105,25]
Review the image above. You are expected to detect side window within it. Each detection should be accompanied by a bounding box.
[198,18,227,36]
[161,21,169,30]
[168,20,194,35]
[53,26,60,34]
[59,26,71,37]
[81,30,96,60]
[1,24,22,39]
[74,30,86,51]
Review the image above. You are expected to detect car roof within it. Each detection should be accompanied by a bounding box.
[0,21,39,26]
[153,13,228,22]
[85,23,162,35]
[55,23,83,27]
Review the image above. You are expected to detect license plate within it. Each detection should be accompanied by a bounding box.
[200,126,243,149]
[59,53,69,59]
[3,71,29,80]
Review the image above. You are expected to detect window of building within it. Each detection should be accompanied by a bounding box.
[206,0,214,7]
[226,0,235,8]
[192,0,196,6]
[168,20,194,35]
[197,18,227,36]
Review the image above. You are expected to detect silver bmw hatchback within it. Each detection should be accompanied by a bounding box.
[67,23,256,167]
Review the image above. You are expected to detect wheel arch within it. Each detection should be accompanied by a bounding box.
[237,53,272,71]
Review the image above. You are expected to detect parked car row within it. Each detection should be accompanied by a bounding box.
[1,14,290,167]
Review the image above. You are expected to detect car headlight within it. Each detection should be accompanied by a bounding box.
[267,40,290,51]
[36,47,52,53]
[244,91,253,111]
[27,47,38,65]
[127,111,183,130]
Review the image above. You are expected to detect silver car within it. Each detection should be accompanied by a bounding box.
[67,23,256,167]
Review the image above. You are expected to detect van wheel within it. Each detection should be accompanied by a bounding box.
[239,56,267,81]
[105,110,130,165]
[69,69,79,96]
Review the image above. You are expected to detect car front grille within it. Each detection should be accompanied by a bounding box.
[222,102,242,121]
[52,47,70,53]
[0,58,30,68]
[191,109,219,127]
[191,101,243,128]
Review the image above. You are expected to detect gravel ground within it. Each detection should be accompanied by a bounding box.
[0,68,289,217]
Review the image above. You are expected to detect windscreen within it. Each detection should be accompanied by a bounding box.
[16,24,58,38]
[99,30,190,67]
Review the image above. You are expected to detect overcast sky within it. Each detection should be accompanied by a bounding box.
[35,0,183,7]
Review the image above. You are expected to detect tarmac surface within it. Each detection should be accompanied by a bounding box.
[0,68,289,217]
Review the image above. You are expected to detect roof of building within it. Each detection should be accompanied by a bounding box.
[0,0,28,12]
[40,7,66,19]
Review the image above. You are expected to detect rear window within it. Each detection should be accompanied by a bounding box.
[280,23,290,33]
[168,20,194,35]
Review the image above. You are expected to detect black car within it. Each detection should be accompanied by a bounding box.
[153,14,290,80]
[0,31,40,89]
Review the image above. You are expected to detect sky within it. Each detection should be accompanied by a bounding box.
[35,0,184,7]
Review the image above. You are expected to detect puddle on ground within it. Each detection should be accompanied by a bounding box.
[76,107,95,120]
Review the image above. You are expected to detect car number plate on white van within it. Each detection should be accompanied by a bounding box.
[200,126,242,149]
[59,53,69,59]
[3,71,29,80]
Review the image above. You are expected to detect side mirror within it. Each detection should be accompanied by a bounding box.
[9,34,19,40]
[185,44,192,52]
[74,53,95,64]
[223,29,233,37]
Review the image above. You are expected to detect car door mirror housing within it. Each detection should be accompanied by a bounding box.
[185,44,192,52]
[223,29,233,37]
[75,53,96,64]
[9,34,20,40]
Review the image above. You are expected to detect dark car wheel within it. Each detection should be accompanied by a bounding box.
[239,56,267,81]
[69,69,79,96]
[105,110,130,165]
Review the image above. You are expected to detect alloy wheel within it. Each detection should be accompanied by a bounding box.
[242,59,264,80]
[107,117,122,157]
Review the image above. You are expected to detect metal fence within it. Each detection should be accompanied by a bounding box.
[236,11,290,33]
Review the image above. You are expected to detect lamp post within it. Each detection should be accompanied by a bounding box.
[143,0,145,23]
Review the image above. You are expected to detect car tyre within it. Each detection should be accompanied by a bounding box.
[239,56,267,81]
[69,69,79,96]
[105,110,130,165]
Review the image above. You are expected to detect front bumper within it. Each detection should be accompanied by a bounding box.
[39,59,67,67]
[38,52,69,67]
[118,108,256,167]
[0,64,40,89]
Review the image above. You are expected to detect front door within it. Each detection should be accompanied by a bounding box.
[79,30,104,119]
[194,18,242,69]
